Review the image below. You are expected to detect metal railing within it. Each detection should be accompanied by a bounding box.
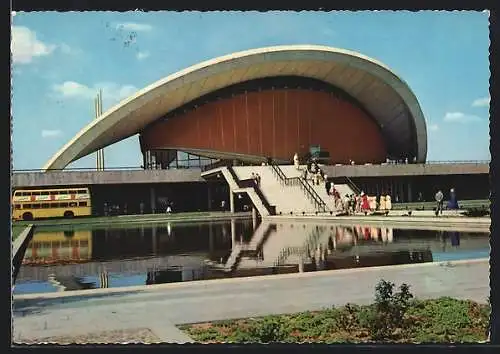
[332,176,362,195]
[12,159,490,173]
[269,161,328,213]
[226,165,276,216]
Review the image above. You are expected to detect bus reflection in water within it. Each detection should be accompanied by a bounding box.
[22,230,92,266]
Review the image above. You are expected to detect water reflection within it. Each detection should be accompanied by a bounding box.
[14,219,490,294]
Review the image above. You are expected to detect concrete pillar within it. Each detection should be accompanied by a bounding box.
[252,207,257,230]
[231,219,236,248]
[298,258,304,273]
[152,226,157,255]
[207,185,212,211]
[229,190,235,213]
[150,187,156,214]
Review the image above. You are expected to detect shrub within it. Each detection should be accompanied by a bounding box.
[365,279,414,340]
[248,316,289,343]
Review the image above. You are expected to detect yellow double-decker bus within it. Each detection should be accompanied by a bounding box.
[12,187,92,221]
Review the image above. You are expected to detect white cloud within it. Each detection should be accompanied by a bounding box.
[11,26,56,64]
[472,96,490,107]
[428,124,439,132]
[443,112,481,123]
[41,129,63,138]
[136,51,150,60]
[51,81,138,103]
[115,22,152,32]
[58,43,81,56]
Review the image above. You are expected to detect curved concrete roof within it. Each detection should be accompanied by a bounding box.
[44,45,427,170]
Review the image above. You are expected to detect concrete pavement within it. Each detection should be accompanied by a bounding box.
[13,258,489,344]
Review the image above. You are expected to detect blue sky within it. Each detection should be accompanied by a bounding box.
[11,11,490,170]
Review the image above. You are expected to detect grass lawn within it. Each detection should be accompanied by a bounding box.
[12,225,27,241]
[12,211,249,228]
[179,281,490,344]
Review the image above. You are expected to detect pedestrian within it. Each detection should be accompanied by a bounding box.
[385,194,392,211]
[435,190,444,216]
[361,192,370,213]
[380,195,386,211]
[256,173,261,186]
[293,152,300,170]
[325,177,331,195]
[166,204,172,214]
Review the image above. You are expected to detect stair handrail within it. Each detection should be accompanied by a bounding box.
[297,178,329,212]
[268,160,328,212]
[226,165,276,216]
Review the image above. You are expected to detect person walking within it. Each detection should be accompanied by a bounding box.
[379,195,386,211]
[293,152,300,170]
[325,177,331,195]
[435,190,444,216]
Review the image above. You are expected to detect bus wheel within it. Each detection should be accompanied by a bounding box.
[64,211,74,218]
[22,212,33,221]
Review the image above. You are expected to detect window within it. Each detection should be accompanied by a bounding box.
[60,202,69,208]
[78,201,88,207]
[69,202,77,207]
[32,192,41,196]
[77,189,87,194]
[41,191,49,195]
[41,242,50,249]
[24,204,32,209]
[21,192,31,196]
[32,204,41,209]
[41,203,50,209]
[14,204,21,209]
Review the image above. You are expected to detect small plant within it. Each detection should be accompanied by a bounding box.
[249,316,289,343]
[366,279,414,340]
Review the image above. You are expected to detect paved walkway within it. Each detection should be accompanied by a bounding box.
[13,258,489,344]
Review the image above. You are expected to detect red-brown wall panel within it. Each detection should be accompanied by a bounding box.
[142,89,388,164]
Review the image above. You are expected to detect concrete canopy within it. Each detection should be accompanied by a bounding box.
[44,45,427,170]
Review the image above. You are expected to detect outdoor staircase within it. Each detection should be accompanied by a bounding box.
[201,166,274,217]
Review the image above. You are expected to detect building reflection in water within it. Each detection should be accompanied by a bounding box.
[17,219,489,291]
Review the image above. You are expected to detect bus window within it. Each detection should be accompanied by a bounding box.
[77,189,87,194]
[69,202,77,207]
[14,191,20,196]
[24,204,32,208]
[78,201,88,207]
[41,242,50,249]
[14,204,21,209]
[60,202,69,208]
[32,192,41,196]
[32,204,41,209]
[41,203,50,208]
[41,191,50,195]
[21,192,31,196]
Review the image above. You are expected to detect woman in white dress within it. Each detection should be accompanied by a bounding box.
[385,194,392,211]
